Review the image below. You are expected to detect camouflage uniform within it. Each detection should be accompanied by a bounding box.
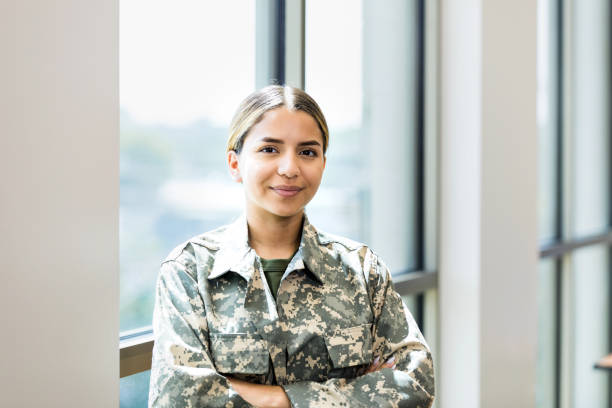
[148,215,435,408]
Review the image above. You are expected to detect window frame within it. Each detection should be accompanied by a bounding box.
[119,0,439,379]
[538,0,612,405]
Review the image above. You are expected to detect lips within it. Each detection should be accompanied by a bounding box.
[270,185,303,197]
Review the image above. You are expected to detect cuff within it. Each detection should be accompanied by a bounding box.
[280,381,311,408]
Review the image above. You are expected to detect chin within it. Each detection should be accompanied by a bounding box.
[267,206,305,219]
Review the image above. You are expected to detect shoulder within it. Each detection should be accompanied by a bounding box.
[161,223,231,267]
[310,228,391,301]
[313,228,381,273]
[316,229,365,252]
[315,228,387,267]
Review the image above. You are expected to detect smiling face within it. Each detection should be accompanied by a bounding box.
[227,107,326,222]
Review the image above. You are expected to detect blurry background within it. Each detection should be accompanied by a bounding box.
[1,0,609,407]
[119,1,431,405]
[120,2,429,404]
[119,1,611,407]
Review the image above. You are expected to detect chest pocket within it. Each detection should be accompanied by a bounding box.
[286,323,373,382]
[324,323,373,369]
[209,333,270,374]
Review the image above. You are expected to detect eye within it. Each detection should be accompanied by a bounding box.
[299,149,318,157]
[259,146,278,154]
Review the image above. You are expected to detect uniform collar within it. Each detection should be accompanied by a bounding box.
[208,213,326,284]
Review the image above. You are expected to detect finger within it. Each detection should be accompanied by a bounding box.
[364,356,381,374]
[373,356,396,372]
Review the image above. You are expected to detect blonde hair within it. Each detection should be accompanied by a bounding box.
[226,85,329,154]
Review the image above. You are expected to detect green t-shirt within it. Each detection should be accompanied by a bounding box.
[260,258,291,301]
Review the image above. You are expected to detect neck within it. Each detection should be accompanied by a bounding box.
[246,209,303,259]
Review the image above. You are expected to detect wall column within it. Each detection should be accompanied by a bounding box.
[438,1,538,406]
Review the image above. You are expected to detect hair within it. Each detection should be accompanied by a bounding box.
[226,85,329,154]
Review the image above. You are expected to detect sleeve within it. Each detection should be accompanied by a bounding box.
[148,260,252,408]
[280,251,435,408]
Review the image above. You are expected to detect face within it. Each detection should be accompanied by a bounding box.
[227,107,326,221]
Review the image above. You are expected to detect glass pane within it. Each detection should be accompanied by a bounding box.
[571,245,609,407]
[536,258,557,408]
[120,0,256,331]
[120,370,151,408]
[305,0,420,273]
[571,0,610,238]
[402,295,419,321]
[537,0,559,245]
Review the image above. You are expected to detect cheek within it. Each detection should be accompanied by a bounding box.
[305,166,325,188]
[240,161,272,187]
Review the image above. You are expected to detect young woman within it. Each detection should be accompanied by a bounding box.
[148,85,435,408]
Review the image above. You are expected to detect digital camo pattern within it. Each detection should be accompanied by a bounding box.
[149,214,435,408]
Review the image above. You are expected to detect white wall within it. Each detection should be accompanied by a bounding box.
[439,1,538,407]
[0,1,118,407]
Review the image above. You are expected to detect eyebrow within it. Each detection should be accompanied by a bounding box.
[259,137,322,147]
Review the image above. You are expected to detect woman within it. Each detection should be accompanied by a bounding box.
[148,85,435,407]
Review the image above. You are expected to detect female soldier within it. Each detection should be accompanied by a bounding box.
[148,85,435,407]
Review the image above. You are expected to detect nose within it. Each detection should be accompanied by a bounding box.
[277,152,300,178]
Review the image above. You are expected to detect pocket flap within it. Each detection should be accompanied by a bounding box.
[324,323,373,368]
[210,333,270,374]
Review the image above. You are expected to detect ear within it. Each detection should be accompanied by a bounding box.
[227,150,242,183]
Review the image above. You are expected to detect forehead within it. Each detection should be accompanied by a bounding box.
[246,107,323,143]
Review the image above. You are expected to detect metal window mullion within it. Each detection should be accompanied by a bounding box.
[413,0,426,338]
[275,0,286,83]
[415,0,426,271]
[424,0,439,275]
[553,258,562,408]
[607,2,612,406]
[559,253,574,408]
[608,246,612,408]
[607,0,612,233]
[559,0,575,406]
[255,0,285,88]
[422,0,440,393]
[284,0,305,89]
[392,270,438,296]
[540,230,612,258]
[609,2,612,405]
[560,1,574,247]
[256,0,303,88]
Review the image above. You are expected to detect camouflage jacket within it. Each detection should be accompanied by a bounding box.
[148,214,435,408]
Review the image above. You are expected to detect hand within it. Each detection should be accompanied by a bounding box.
[362,355,396,375]
[227,377,290,408]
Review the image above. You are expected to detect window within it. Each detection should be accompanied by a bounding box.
[120,0,256,333]
[305,0,423,274]
[119,1,436,405]
[537,0,611,406]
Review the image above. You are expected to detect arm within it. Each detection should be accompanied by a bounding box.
[227,378,290,408]
[281,251,435,408]
[148,260,252,408]
[226,332,397,408]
